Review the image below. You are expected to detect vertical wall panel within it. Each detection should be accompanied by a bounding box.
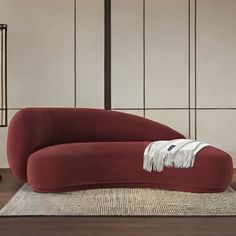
[76,0,104,108]
[0,0,74,108]
[146,110,189,137]
[145,0,189,108]
[197,0,236,108]
[0,25,7,126]
[0,127,8,167]
[0,110,18,168]
[197,110,236,166]
[111,0,143,109]
[190,109,196,140]
[189,0,196,109]
[196,0,236,167]
[114,109,143,117]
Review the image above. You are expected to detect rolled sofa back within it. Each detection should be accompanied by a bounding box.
[7,108,185,181]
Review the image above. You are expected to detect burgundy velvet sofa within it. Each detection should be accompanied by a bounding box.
[7,108,233,193]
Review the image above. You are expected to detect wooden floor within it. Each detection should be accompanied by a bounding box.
[0,169,236,236]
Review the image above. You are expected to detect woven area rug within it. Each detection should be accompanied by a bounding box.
[0,184,236,216]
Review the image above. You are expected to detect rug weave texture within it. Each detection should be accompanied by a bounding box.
[1,184,236,216]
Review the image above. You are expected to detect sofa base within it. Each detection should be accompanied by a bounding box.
[27,142,233,194]
[31,182,226,194]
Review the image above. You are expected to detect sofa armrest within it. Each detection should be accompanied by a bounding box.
[7,108,53,181]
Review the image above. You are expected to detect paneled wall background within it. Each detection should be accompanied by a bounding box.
[0,0,236,167]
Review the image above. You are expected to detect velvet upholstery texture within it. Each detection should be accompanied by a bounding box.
[7,108,233,193]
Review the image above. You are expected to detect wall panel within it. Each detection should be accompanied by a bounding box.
[0,110,19,168]
[146,110,189,137]
[0,0,74,108]
[76,0,104,108]
[197,110,236,166]
[111,0,143,109]
[145,0,189,108]
[197,0,236,108]
[114,109,143,117]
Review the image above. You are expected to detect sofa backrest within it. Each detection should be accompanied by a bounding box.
[7,108,185,181]
[48,108,184,143]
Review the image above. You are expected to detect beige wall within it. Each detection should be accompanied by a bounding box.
[76,0,104,108]
[0,0,236,167]
[111,0,143,108]
[112,0,236,167]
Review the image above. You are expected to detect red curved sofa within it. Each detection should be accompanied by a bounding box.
[7,108,233,193]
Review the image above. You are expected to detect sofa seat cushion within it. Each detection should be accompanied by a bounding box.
[27,142,233,193]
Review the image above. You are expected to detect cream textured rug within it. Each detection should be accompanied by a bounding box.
[0,184,236,216]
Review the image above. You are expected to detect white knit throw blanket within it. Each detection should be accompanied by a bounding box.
[143,139,210,172]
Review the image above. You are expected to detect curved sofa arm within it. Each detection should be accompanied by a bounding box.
[7,108,53,181]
